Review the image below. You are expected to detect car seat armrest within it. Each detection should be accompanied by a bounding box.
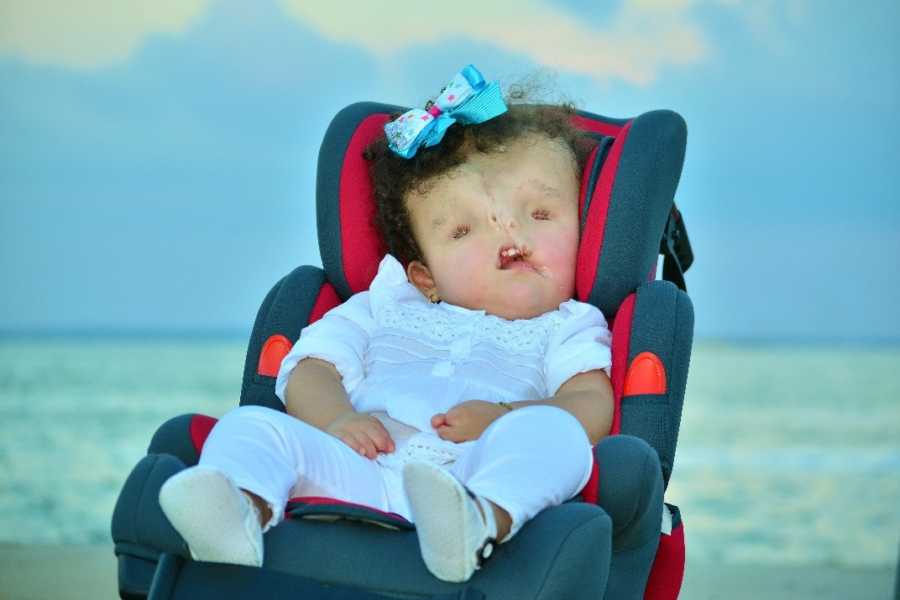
[619,280,694,488]
[240,265,339,410]
[111,454,191,598]
[146,413,208,466]
[111,454,190,559]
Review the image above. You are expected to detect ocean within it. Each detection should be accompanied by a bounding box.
[0,338,897,567]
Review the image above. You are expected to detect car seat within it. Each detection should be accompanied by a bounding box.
[111,102,694,600]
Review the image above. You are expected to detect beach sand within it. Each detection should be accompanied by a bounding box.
[1,543,896,599]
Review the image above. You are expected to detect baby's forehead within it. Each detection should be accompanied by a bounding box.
[469,133,575,177]
[417,135,577,205]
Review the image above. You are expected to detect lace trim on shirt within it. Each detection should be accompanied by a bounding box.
[375,433,465,470]
[377,301,566,353]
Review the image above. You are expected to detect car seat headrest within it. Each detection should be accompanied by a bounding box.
[315,102,685,318]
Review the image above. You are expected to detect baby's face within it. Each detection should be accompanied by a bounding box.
[406,133,580,320]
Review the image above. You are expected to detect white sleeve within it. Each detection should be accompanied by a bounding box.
[544,300,613,397]
[274,290,375,405]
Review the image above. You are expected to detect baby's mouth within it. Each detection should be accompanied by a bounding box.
[497,244,533,270]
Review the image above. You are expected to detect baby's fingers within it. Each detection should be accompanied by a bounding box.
[436,425,464,443]
[353,432,378,459]
[335,431,364,456]
[338,431,375,459]
[365,421,395,453]
[443,407,465,426]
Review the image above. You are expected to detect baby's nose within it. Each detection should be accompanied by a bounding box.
[489,211,517,230]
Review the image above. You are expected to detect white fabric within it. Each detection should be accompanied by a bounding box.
[159,465,265,566]
[200,253,612,543]
[401,461,499,582]
[199,405,398,526]
[199,404,594,538]
[661,503,673,535]
[275,253,612,435]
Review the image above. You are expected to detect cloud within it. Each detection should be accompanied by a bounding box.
[0,0,211,68]
[708,0,810,56]
[277,0,709,85]
[0,0,801,85]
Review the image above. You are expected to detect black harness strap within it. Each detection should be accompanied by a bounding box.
[659,204,693,292]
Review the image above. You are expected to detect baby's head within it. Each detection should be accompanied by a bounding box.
[366,98,593,320]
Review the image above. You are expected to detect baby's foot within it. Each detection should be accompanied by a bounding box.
[402,462,498,582]
[159,466,264,567]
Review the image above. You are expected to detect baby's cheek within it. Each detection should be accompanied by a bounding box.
[437,253,487,299]
[541,230,579,286]
[541,227,578,260]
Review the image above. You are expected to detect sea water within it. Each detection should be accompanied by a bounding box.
[0,338,897,567]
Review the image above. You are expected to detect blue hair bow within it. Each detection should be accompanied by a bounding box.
[384,64,508,159]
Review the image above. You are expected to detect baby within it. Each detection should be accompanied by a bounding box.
[160,65,615,583]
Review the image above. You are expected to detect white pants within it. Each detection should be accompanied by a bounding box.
[198,404,594,540]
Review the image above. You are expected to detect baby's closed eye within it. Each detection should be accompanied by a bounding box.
[451,224,471,239]
[531,208,551,220]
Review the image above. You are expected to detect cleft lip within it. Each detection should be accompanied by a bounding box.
[497,243,531,270]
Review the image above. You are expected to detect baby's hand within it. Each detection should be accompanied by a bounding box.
[326,412,395,459]
[431,400,508,443]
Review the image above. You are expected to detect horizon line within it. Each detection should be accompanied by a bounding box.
[1,329,899,348]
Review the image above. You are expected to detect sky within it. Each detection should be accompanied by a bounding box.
[1,0,898,341]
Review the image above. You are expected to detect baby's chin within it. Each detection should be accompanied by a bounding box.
[483,291,565,321]
[490,306,554,321]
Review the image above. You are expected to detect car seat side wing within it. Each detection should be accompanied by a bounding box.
[240,265,341,411]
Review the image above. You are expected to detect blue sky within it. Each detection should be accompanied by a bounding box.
[1,0,898,341]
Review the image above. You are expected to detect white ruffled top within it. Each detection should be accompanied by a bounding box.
[275,254,612,436]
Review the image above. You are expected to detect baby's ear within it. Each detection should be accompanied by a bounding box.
[406,260,436,295]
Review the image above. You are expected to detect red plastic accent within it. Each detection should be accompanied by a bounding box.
[644,521,685,600]
[189,415,218,454]
[580,456,600,505]
[609,293,636,435]
[570,114,625,137]
[309,282,342,324]
[257,334,293,377]
[624,351,668,396]
[255,285,341,379]
[287,496,410,523]
[575,120,633,302]
[339,114,391,294]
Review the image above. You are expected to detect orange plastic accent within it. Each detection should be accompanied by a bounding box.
[257,334,293,377]
[624,351,667,396]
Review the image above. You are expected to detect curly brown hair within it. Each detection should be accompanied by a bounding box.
[363,101,595,266]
